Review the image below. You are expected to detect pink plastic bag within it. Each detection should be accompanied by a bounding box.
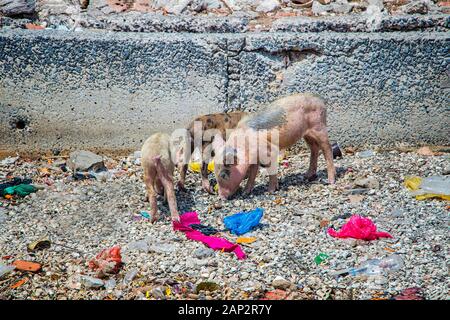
[328,215,392,241]
[173,212,246,260]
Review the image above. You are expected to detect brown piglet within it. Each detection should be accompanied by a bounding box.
[177,111,248,194]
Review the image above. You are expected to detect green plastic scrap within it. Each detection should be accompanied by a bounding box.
[314,253,329,265]
[2,184,37,197]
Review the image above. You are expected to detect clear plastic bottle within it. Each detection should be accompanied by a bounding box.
[348,254,404,276]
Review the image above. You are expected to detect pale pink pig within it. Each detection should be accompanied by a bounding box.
[213,93,336,199]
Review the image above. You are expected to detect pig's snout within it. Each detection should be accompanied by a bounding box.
[218,189,229,200]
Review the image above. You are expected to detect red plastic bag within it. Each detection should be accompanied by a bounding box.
[88,246,122,275]
[328,215,392,241]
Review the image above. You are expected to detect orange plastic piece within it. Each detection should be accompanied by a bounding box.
[13,260,42,272]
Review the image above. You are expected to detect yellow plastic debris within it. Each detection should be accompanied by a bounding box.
[236,237,257,244]
[404,176,422,191]
[214,184,219,192]
[165,286,171,297]
[404,176,450,201]
[188,161,214,173]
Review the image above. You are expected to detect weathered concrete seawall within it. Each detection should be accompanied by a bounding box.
[0,28,449,153]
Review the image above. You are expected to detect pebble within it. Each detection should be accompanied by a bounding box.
[272,276,291,289]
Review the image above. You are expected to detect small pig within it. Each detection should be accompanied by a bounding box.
[213,93,336,199]
[141,132,179,222]
[177,111,248,194]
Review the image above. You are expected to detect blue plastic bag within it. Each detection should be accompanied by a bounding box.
[224,208,264,235]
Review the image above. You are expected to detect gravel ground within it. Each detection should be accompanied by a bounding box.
[0,147,448,300]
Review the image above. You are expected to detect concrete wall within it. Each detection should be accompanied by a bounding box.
[0,29,449,153]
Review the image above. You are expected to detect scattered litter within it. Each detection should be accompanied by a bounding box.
[104,279,117,290]
[25,23,44,30]
[0,177,32,195]
[73,172,95,180]
[331,142,343,159]
[139,211,151,220]
[260,289,287,300]
[393,287,424,300]
[328,215,392,241]
[223,208,264,236]
[332,254,403,277]
[314,253,329,265]
[188,161,214,173]
[236,237,256,244]
[189,223,220,236]
[2,184,37,197]
[173,212,246,260]
[195,281,219,293]
[404,176,450,200]
[10,277,29,289]
[27,238,51,252]
[0,156,19,166]
[88,246,122,276]
[0,264,15,278]
[12,260,42,273]
[80,275,105,289]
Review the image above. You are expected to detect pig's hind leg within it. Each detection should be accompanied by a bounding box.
[158,170,180,222]
[143,167,160,223]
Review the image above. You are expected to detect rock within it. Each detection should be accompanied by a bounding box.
[312,0,353,15]
[272,276,291,289]
[148,242,177,254]
[0,209,7,224]
[365,0,386,31]
[416,146,434,156]
[166,0,192,14]
[399,0,435,14]
[80,276,104,289]
[196,281,220,293]
[0,0,35,16]
[127,240,149,252]
[67,150,105,172]
[354,177,380,189]
[255,0,280,13]
[193,247,215,259]
[123,268,139,285]
[357,150,375,158]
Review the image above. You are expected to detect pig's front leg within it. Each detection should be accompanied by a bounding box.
[243,164,259,195]
[201,161,214,194]
[268,174,279,193]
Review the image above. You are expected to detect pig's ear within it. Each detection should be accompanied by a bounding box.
[224,146,238,166]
